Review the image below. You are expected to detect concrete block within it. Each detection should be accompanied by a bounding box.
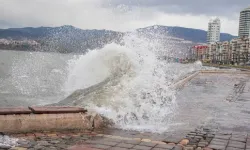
[0,113,92,133]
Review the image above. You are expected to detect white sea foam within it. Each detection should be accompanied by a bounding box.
[63,33,202,132]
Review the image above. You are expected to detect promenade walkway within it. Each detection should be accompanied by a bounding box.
[1,69,250,150]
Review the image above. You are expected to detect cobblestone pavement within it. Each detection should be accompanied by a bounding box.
[1,127,250,150]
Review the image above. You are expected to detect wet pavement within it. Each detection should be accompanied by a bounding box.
[2,70,250,150]
[170,72,250,134]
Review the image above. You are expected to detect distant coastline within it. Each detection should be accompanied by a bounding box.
[0,25,236,53]
[0,39,41,51]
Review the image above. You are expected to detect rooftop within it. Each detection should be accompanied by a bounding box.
[242,6,250,11]
[209,17,220,23]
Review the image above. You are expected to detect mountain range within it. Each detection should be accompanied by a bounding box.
[0,25,237,53]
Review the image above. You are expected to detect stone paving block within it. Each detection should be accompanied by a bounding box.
[109,147,129,150]
[46,133,57,137]
[103,138,123,143]
[156,144,175,149]
[228,141,245,149]
[202,131,208,134]
[218,132,232,135]
[188,139,199,145]
[116,143,135,148]
[198,141,208,147]
[208,144,226,150]
[85,140,118,146]
[133,145,152,150]
[100,140,119,146]
[184,146,194,150]
[203,128,210,131]
[90,144,111,149]
[186,145,197,149]
[197,133,204,137]
[210,141,228,146]
[207,134,215,138]
[232,133,247,136]
[226,147,244,150]
[231,137,247,143]
[211,139,229,145]
[203,148,213,150]
[152,141,167,145]
[139,141,157,147]
[215,135,231,140]
[188,133,196,136]
[173,145,183,150]
[152,148,168,150]
[123,140,141,144]
[194,136,203,140]
[141,139,151,142]
[205,138,213,143]
[186,136,195,139]
[180,139,189,145]
[68,144,102,150]
[213,139,229,142]
[164,135,183,144]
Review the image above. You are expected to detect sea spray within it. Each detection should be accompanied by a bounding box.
[63,33,201,132]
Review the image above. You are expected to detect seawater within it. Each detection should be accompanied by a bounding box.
[0,33,203,133]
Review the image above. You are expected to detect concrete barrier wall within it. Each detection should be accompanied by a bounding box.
[171,69,250,90]
[172,71,200,89]
[200,70,250,74]
[0,107,105,133]
[0,113,92,133]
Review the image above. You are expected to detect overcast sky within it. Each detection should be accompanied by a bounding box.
[1,0,249,35]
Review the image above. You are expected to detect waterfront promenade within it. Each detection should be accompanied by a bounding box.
[1,69,250,150]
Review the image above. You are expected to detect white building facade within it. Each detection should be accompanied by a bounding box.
[239,7,250,38]
[207,18,221,44]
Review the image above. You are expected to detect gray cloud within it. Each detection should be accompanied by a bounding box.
[108,0,249,17]
[0,20,18,28]
[0,0,246,34]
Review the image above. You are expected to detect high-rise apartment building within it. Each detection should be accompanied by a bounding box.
[207,18,221,43]
[239,7,250,37]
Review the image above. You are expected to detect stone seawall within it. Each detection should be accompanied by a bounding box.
[0,106,108,133]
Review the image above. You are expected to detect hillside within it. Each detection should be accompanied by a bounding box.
[0,25,124,53]
[0,25,237,53]
[137,25,236,43]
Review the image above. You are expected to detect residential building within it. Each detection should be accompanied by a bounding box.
[239,6,250,37]
[207,18,221,43]
[192,36,250,65]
